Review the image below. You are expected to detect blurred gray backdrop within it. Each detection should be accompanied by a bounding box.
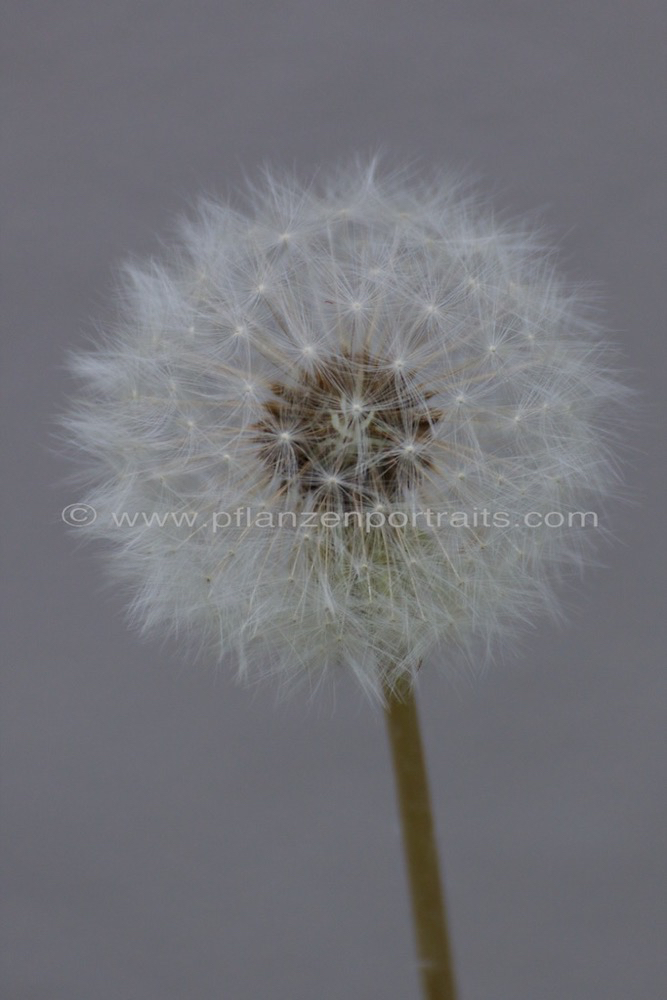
[2,2,665,998]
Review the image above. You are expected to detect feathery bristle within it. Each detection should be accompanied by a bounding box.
[63,160,629,701]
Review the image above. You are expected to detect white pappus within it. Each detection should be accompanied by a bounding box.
[64,159,628,700]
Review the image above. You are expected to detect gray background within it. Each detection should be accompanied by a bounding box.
[2,2,665,998]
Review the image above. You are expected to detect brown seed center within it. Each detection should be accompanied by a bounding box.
[255,352,439,508]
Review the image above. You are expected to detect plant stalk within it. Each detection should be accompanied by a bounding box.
[384,675,457,1000]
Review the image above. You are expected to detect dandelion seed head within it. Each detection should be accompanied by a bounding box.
[64,159,628,700]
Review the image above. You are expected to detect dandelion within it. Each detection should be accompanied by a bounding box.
[64,159,627,999]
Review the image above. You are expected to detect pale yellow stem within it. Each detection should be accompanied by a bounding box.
[384,675,457,1000]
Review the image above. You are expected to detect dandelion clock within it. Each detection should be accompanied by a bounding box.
[64,160,627,999]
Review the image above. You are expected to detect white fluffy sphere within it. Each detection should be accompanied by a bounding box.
[66,161,627,699]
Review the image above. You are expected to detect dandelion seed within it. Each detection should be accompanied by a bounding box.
[65,159,627,702]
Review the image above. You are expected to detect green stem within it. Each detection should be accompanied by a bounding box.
[384,675,457,1000]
